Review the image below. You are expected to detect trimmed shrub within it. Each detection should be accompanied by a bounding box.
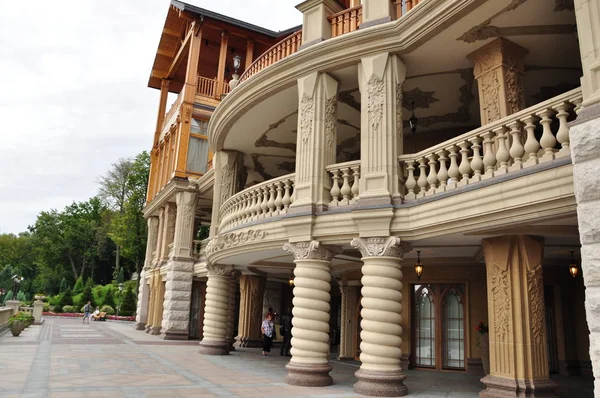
[100,305,115,315]
[62,305,76,313]
[43,303,50,312]
[73,277,84,294]
[103,286,115,308]
[16,291,27,302]
[119,285,136,316]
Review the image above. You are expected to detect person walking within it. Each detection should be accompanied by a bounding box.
[83,301,92,324]
[279,308,292,357]
[261,313,274,356]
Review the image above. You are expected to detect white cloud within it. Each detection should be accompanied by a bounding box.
[0,0,301,234]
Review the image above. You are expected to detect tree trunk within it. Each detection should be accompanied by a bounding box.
[68,255,79,280]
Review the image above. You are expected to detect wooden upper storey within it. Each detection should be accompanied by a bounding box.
[148,0,299,95]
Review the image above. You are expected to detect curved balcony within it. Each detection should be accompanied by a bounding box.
[214,87,581,236]
[219,173,295,233]
[398,87,582,200]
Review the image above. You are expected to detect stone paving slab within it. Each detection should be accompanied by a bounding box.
[0,317,592,398]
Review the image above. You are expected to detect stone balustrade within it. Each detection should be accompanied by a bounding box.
[193,238,210,262]
[398,87,582,201]
[218,174,295,233]
[326,160,361,206]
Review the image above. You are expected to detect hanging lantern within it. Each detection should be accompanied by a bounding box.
[288,270,295,286]
[409,101,418,135]
[569,251,579,278]
[414,251,423,281]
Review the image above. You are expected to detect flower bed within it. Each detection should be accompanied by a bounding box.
[42,312,135,321]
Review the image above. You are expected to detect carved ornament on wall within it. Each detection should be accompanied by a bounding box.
[299,94,315,146]
[350,237,412,258]
[367,76,385,131]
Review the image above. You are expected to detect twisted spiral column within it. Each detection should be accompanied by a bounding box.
[199,264,234,355]
[351,237,412,397]
[226,271,239,351]
[283,241,341,387]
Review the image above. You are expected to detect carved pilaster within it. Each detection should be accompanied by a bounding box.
[481,235,557,397]
[236,274,266,348]
[144,216,159,269]
[210,150,245,236]
[358,53,406,204]
[155,208,165,265]
[467,38,528,125]
[172,191,196,259]
[292,72,339,211]
[574,0,600,107]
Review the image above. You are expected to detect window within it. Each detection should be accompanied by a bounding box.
[187,118,210,174]
[412,283,466,370]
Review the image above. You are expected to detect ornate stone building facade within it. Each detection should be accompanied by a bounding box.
[136,0,600,396]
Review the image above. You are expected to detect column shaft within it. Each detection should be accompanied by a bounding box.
[351,237,411,397]
[136,216,159,330]
[151,274,164,335]
[200,264,235,355]
[283,241,341,387]
[146,273,155,333]
[480,235,558,397]
[226,272,238,351]
[236,275,266,347]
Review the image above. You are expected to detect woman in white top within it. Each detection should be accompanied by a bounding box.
[261,313,274,356]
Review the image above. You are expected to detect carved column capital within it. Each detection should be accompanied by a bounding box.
[351,236,412,258]
[283,240,342,261]
[206,264,235,277]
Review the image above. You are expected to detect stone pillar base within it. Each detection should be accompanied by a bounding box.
[199,340,230,355]
[145,325,152,333]
[135,322,146,331]
[480,375,559,398]
[227,338,235,351]
[400,354,410,372]
[150,326,162,335]
[236,337,263,348]
[285,362,333,387]
[353,369,408,397]
[163,330,188,340]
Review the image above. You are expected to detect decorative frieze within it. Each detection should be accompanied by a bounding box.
[205,229,267,257]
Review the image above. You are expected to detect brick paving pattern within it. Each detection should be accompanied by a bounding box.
[0,317,592,397]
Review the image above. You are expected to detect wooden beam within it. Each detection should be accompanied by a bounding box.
[166,25,194,79]
[163,27,180,37]
[216,31,229,97]
[245,39,255,70]
[155,79,170,139]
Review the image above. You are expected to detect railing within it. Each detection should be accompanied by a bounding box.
[0,307,11,330]
[326,160,361,206]
[162,89,183,132]
[197,76,231,98]
[329,6,362,38]
[398,88,582,200]
[239,30,303,83]
[219,174,295,232]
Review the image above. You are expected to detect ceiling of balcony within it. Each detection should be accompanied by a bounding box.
[220,0,581,188]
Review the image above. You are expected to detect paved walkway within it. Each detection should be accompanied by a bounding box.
[0,317,592,397]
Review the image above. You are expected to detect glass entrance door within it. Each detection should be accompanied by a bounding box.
[412,284,466,370]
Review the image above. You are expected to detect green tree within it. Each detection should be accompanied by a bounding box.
[103,286,115,307]
[73,277,84,294]
[107,151,150,281]
[120,285,136,316]
[59,278,68,293]
[81,279,94,306]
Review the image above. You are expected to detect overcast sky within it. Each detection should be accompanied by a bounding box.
[0,0,301,234]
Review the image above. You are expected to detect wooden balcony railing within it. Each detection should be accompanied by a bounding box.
[162,90,183,132]
[197,76,230,98]
[239,30,303,84]
[329,6,362,38]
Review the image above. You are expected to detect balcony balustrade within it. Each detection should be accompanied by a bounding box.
[327,160,361,206]
[218,174,295,233]
[162,89,184,133]
[216,89,581,233]
[329,6,362,38]
[197,76,230,99]
[239,30,303,84]
[398,88,582,200]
